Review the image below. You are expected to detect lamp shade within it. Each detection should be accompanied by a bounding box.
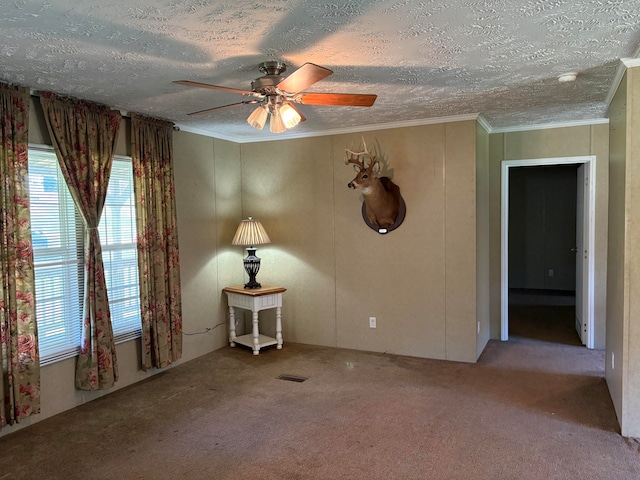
[269,111,286,134]
[280,103,302,128]
[247,105,268,130]
[231,217,271,246]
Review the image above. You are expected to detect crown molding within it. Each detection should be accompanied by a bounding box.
[179,113,609,141]
[622,57,640,68]
[476,115,492,133]
[177,124,243,143]
[487,117,608,134]
[605,59,636,106]
[177,113,481,143]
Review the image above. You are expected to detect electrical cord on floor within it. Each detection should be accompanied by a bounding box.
[183,318,240,336]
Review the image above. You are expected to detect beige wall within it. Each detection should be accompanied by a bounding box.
[488,124,609,349]
[607,71,626,431]
[237,121,481,362]
[607,66,640,438]
[173,133,244,356]
[238,137,337,346]
[625,67,640,438]
[476,123,491,358]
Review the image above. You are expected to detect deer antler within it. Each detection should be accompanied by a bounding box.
[345,151,366,169]
[345,137,377,168]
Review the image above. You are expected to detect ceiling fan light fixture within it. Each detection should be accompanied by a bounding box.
[269,110,286,133]
[280,103,301,129]
[247,104,268,130]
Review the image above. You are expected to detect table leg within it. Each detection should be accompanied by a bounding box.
[276,306,283,349]
[252,311,260,355]
[229,305,236,347]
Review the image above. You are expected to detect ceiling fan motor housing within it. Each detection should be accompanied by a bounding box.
[252,61,287,95]
[252,75,284,95]
[258,60,286,76]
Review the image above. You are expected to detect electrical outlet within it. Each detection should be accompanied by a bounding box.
[548,269,554,277]
[369,316,376,328]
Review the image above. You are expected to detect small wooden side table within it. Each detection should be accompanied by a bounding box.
[223,285,286,355]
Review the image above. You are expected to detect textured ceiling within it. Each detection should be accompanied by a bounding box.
[2,0,640,142]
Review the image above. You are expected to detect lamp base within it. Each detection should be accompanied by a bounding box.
[243,247,262,289]
[244,279,262,289]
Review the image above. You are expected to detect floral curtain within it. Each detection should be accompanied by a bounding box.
[0,82,40,429]
[131,113,182,370]
[40,92,121,390]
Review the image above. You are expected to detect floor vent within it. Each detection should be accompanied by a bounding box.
[277,374,308,383]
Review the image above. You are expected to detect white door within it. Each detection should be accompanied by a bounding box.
[575,164,587,344]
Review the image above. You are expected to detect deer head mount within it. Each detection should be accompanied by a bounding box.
[345,138,405,234]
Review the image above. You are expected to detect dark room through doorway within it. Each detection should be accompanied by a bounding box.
[508,164,582,346]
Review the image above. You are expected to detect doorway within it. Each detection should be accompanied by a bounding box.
[501,156,596,348]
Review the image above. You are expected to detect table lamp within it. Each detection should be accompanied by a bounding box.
[231,217,271,289]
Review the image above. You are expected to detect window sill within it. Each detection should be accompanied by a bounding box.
[39,330,142,366]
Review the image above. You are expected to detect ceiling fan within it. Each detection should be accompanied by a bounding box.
[174,61,377,133]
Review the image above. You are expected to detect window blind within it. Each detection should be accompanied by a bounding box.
[29,148,141,365]
[98,158,142,343]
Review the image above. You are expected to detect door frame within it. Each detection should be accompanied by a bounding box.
[501,156,596,348]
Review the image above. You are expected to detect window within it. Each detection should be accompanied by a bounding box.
[28,147,141,365]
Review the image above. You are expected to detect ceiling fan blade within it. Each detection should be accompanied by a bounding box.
[277,63,333,93]
[187,100,259,116]
[297,92,377,107]
[174,80,259,97]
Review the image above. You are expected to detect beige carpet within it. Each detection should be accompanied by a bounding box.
[1,312,639,479]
